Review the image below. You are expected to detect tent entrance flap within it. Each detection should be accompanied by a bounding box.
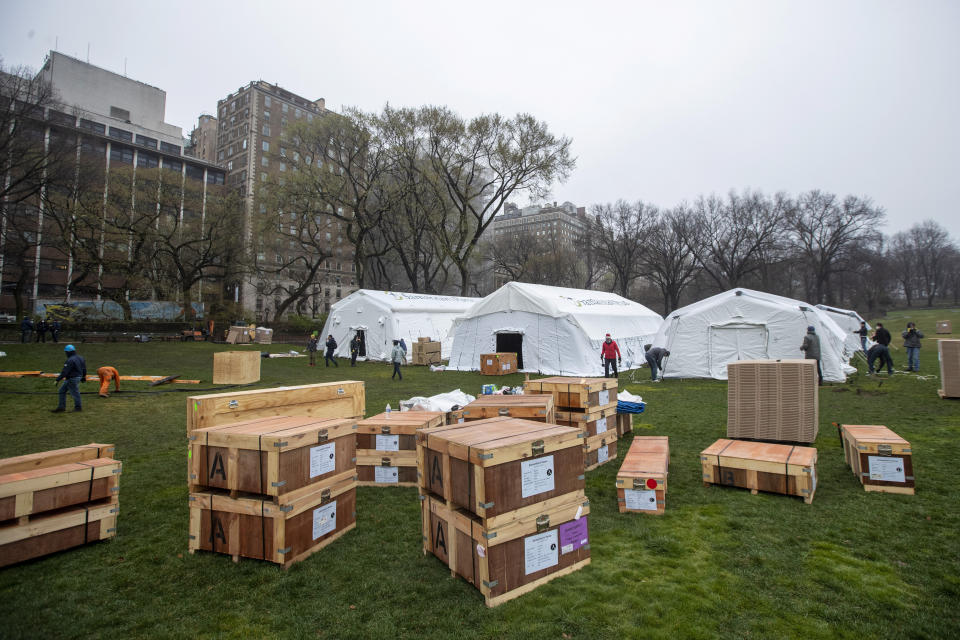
[496,332,524,369]
[349,328,367,357]
[708,324,768,378]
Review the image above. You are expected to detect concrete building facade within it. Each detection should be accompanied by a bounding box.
[187,114,219,164]
[491,201,589,248]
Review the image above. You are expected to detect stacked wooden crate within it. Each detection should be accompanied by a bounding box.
[700,439,818,504]
[938,339,960,399]
[212,351,262,384]
[479,353,518,376]
[356,411,444,487]
[615,413,633,437]
[616,437,669,515]
[524,376,619,471]
[0,443,120,567]
[936,320,952,334]
[839,425,915,495]
[412,338,442,365]
[727,360,819,442]
[461,394,555,423]
[417,417,590,607]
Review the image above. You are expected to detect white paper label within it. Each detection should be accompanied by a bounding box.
[458,418,465,424]
[597,444,609,465]
[561,543,574,554]
[309,443,336,478]
[476,543,486,558]
[376,434,399,451]
[486,359,493,366]
[502,363,511,371]
[521,455,555,498]
[594,418,607,435]
[598,389,610,406]
[312,500,337,539]
[524,529,559,575]
[869,456,905,482]
[624,489,658,511]
[375,465,399,483]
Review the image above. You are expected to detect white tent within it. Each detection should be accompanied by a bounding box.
[651,288,855,382]
[320,290,478,362]
[447,282,663,376]
[816,304,871,354]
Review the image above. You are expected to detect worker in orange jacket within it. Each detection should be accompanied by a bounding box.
[97,366,120,397]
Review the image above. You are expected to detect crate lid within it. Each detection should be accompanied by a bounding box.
[524,376,615,391]
[841,424,910,447]
[356,411,444,434]
[419,417,582,466]
[465,394,554,408]
[192,416,357,450]
[701,438,817,467]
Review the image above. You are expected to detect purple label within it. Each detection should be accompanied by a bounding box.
[558,517,588,553]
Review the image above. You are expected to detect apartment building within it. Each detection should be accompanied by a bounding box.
[491,201,589,246]
[187,114,218,164]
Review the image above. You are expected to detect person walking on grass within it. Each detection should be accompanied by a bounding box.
[324,334,339,367]
[97,366,120,398]
[20,316,33,343]
[350,333,361,367]
[307,334,319,366]
[644,346,670,382]
[867,343,894,376]
[600,333,621,378]
[902,322,924,372]
[391,339,404,380]
[52,344,86,413]
[855,321,869,353]
[800,325,823,385]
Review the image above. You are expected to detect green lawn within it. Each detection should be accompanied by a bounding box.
[0,323,957,639]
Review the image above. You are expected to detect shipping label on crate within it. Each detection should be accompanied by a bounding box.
[524,529,559,575]
[310,443,336,478]
[312,501,337,539]
[597,445,609,465]
[502,363,512,371]
[558,517,588,554]
[376,434,400,452]
[486,359,494,366]
[375,466,399,484]
[594,418,607,435]
[624,489,658,511]
[520,455,555,498]
[598,390,610,406]
[869,456,905,482]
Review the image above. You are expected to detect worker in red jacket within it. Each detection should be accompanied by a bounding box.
[600,333,622,378]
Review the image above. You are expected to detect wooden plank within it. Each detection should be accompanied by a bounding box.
[0,458,121,520]
[0,501,118,547]
[462,395,555,423]
[0,444,115,476]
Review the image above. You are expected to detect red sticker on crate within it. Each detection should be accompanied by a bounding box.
[646,478,657,489]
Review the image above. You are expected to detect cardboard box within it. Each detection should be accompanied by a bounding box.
[938,339,960,398]
[727,360,818,443]
[480,353,518,375]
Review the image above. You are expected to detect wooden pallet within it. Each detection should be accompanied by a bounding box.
[462,395,556,423]
[700,439,817,504]
[523,376,617,412]
[839,424,915,495]
[0,502,118,568]
[0,458,121,522]
[356,411,444,487]
[616,437,669,514]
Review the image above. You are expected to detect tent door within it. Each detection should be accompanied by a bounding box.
[350,329,366,357]
[496,333,524,369]
[708,325,768,378]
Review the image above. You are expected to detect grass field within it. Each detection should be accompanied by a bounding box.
[0,310,957,639]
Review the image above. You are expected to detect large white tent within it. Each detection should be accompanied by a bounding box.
[816,304,871,354]
[650,288,855,382]
[447,282,663,376]
[320,290,478,362]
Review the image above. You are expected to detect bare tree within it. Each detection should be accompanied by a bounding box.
[889,220,955,307]
[591,200,656,297]
[638,205,703,315]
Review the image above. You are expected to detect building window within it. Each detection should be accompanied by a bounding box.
[227,160,233,171]
[281,103,288,113]
[241,139,247,150]
[110,106,131,121]
[263,110,271,121]
[185,164,204,181]
[264,95,271,108]
[110,144,134,165]
[137,152,159,168]
[208,171,224,185]
[135,134,157,149]
[261,172,267,182]
[261,157,269,167]
[279,162,286,172]
[160,141,181,154]
[262,124,271,136]
[262,141,270,152]
[218,150,225,161]
[109,127,133,142]
[79,119,106,135]
[163,158,182,173]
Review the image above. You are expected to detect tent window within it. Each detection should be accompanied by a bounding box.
[496,333,524,369]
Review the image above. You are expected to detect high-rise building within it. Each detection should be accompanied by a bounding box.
[187,114,218,163]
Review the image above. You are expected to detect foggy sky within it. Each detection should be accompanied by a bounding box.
[2,0,958,239]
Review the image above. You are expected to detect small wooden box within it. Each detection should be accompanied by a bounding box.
[0,458,121,522]
[213,351,261,384]
[417,417,584,526]
[584,432,618,471]
[936,320,952,334]
[840,425,914,495]
[0,443,115,476]
[355,411,444,487]
[615,413,633,437]
[421,491,590,607]
[616,436,668,514]
[480,353,518,375]
[462,395,555,423]
[187,381,365,435]
[523,377,617,411]
[189,416,357,499]
[445,409,466,425]
[189,470,356,568]
[0,502,118,568]
[556,405,617,437]
[700,439,817,504]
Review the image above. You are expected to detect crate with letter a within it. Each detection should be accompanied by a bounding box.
[189,416,357,499]
[416,417,584,527]
[700,439,817,504]
[420,491,591,607]
[839,424,915,495]
[355,411,444,487]
[189,469,356,568]
[461,395,555,423]
[616,436,669,514]
[523,376,617,412]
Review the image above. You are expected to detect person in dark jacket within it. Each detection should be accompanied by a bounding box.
[867,343,894,375]
[50,319,61,343]
[35,319,48,343]
[645,346,670,382]
[349,333,361,367]
[872,323,891,347]
[854,321,869,353]
[20,316,33,343]
[800,325,823,385]
[324,334,339,367]
[52,344,87,413]
[600,334,622,378]
[902,322,924,371]
[307,334,319,366]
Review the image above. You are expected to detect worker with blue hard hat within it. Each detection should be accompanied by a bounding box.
[52,344,87,413]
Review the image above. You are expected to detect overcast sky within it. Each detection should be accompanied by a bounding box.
[2,1,958,238]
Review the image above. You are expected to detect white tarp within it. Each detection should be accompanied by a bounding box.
[651,288,854,382]
[320,290,478,362]
[816,304,871,354]
[448,282,663,376]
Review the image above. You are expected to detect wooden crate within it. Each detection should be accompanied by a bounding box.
[555,404,617,437]
[938,340,960,398]
[189,470,356,568]
[417,417,584,526]
[480,353,518,376]
[0,458,121,522]
[936,320,952,334]
[584,433,618,471]
[0,502,118,568]
[839,425,915,495]
[421,491,590,607]
[445,409,466,425]
[212,351,262,384]
[186,381,365,435]
[727,360,818,443]
[616,436,669,514]
[462,395,555,423]
[700,439,817,504]
[615,413,633,437]
[355,411,444,487]
[0,443,115,476]
[189,416,357,499]
[523,377,617,412]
